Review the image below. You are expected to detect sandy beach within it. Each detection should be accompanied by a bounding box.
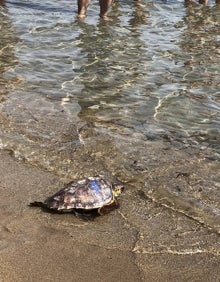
[1,149,220,282]
[1,0,220,281]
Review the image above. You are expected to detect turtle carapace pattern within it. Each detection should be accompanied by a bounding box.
[30,176,124,215]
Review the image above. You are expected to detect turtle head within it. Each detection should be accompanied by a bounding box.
[112,184,124,198]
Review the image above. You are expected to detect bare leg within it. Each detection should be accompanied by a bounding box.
[199,0,208,4]
[199,0,220,5]
[99,0,113,18]
[77,0,91,18]
[135,0,143,5]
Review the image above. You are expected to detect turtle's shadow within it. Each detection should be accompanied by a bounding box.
[29,203,120,221]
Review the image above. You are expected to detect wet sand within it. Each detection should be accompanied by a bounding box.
[0,149,220,282]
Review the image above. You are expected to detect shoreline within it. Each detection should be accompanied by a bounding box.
[1,148,220,281]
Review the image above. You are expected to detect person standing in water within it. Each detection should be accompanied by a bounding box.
[77,0,143,19]
[77,0,220,19]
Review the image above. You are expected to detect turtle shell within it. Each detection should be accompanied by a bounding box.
[44,176,114,211]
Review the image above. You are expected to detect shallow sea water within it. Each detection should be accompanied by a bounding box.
[0,0,220,233]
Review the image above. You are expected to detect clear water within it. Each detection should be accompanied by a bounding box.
[0,0,220,232]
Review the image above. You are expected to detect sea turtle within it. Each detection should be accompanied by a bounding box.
[30,176,124,216]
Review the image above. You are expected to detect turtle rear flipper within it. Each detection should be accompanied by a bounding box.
[29,201,70,213]
[29,201,46,208]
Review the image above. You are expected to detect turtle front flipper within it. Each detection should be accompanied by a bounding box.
[98,200,119,215]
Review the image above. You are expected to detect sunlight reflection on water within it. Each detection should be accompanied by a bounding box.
[1,0,219,154]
